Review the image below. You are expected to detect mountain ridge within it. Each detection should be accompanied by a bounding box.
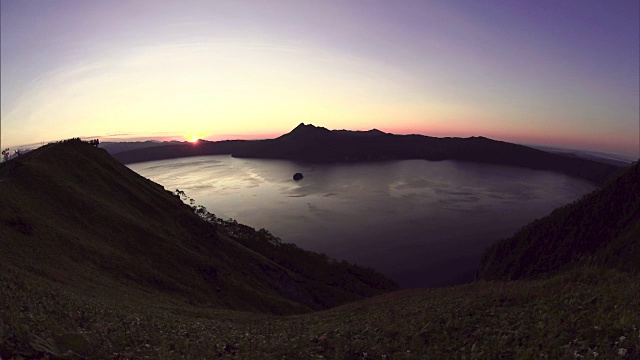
[0,140,398,315]
[479,160,640,280]
[113,124,622,186]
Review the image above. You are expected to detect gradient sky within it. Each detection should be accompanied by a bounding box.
[1,0,639,157]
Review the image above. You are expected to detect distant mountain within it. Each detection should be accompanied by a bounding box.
[529,144,636,167]
[115,123,623,186]
[0,140,397,315]
[113,139,251,164]
[479,161,640,280]
[99,140,179,155]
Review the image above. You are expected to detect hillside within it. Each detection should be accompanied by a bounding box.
[2,140,639,358]
[480,161,640,280]
[3,262,639,358]
[113,123,622,186]
[0,140,397,316]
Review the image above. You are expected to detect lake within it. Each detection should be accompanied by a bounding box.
[128,156,596,288]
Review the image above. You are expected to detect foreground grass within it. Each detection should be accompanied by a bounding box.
[2,266,638,359]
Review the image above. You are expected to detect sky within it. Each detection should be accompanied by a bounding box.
[1,0,639,157]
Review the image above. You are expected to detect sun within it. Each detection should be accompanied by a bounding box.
[183,132,208,144]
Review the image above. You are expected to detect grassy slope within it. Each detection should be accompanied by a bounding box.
[2,264,638,359]
[0,141,396,316]
[480,161,640,280]
[2,142,639,358]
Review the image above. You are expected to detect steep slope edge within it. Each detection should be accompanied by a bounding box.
[0,140,397,315]
[479,161,640,280]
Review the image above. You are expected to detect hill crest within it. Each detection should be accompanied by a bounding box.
[0,140,397,314]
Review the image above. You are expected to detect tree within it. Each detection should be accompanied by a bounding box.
[2,148,9,161]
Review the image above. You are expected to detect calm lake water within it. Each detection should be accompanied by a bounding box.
[128,156,596,288]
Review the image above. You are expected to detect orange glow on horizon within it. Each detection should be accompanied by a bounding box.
[183,131,209,144]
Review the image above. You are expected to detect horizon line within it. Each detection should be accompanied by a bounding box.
[4,128,638,162]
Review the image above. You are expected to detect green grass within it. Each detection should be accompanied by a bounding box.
[2,265,639,359]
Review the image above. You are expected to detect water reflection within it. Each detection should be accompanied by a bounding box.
[129,156,595,287]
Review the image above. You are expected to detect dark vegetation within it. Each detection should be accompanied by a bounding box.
[3,264,638,359]
[1,140,638,358]
[180,191,398,307]
[113,123,623,185]
[480,161,640,280]
[0,141,396,311]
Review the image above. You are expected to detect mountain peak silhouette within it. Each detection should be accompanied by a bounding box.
[281,123,332,140]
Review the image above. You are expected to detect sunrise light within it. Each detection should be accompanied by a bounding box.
[183,132,208,144]
[1,1,638,158]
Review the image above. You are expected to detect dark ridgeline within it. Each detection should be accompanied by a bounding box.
[99,140,179,155]
[479,161,640,280]
[112,139,252,164]
[0,140,398,315]
[1,138,100,163]
[113,123,623,186]
[54,137,99,146]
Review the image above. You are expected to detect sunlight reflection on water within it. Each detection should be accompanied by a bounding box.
[129,156,596,288]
